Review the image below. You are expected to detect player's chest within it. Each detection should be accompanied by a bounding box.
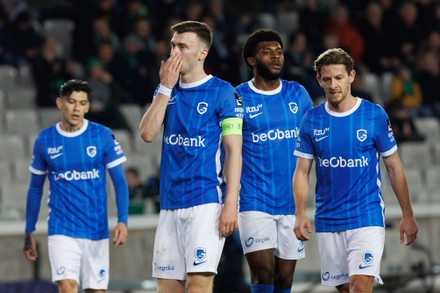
[44,140,103,169]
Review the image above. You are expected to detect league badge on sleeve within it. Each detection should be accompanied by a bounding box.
[235,93,243,106]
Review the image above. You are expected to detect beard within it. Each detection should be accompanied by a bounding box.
[255,60,283,81]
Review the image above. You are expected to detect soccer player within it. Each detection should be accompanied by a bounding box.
[293,48,418,293]
[23,79,129,293]
[236,29,313,293]
[139,21,243,292]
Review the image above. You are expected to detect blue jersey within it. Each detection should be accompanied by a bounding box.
[294,98,397,232]
[236,80,312,214]
[30,120,127,240]
[159,75,243,209]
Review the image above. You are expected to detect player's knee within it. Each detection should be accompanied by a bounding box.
[350,275,374,293]
[57,279,77,293]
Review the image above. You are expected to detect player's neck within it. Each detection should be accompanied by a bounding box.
[60,121,83,132]
[180,70,208,84]
[328,95,357,113]
[252,76,280,91]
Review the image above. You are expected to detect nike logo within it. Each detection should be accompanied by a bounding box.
[358,264,372,269]
[249,112,263,119]
[315,135,329,142]
[168,95,177,105]
[193,260,207,266]
[50,153,63,159]
[297,246,305,253]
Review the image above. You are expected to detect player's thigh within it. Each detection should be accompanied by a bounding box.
[81,239,109,290]
[275,214,305,260]
[187,272,215,292]
[152,210,186,280]
[185,203,225,275]
[238,211,277,254]
[347,227,384,285]
[48,235,81,284]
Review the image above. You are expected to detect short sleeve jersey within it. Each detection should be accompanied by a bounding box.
[30,120,127,240]
[159,75,243,209]
[294,98,397,232]
[236,80,312,214]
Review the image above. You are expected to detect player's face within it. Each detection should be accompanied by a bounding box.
[171,32,208,75]
[316,64,355,107]
[56,91,90,129]
[253,41,284,80]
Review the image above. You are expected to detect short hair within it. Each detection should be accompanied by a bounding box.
[59,79,92,99]
[242,29,283,68]
[314,48,354,76]
[171,21,212,49]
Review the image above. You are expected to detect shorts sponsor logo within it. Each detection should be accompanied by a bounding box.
[322,271,348,281]
[245,236,270,247]
[56,266,65,276]
[154,263,175,272]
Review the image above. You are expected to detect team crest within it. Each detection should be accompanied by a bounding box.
[194,247,206,261]
[197,102,208,114]
[289,102,298,114]
[357,129,367,142]
[87,146,97,157]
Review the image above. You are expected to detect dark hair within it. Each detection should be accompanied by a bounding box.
[242,29,283,68]
[59,79,92,99]
[314,48,354,76]
[171,21,212,49]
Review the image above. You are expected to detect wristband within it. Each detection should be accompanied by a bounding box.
[157,84,172,97]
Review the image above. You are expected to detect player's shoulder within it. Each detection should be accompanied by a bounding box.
[359,98,387,114]
[86,120,113,136]
[209,75,234,88]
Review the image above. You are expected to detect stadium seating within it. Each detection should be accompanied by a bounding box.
[5,109,40,136]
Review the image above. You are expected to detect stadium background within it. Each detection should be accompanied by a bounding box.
[0,0,440,292]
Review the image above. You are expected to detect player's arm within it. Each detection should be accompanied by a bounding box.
[382,151,418,245]
[219,117,242,238]
[108,164,129,246]
[139,52,182,142]
[293,157,313,241]
[23,173,45,262]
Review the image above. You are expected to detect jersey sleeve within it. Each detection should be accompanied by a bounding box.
[218,83,244,121]
[294,111,315,159]
[29,135,47,175]
[374,105,398,157]
[104,129,127,169]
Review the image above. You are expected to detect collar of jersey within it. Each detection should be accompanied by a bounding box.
[325,97,362,117]
[179,75,213,88]
[56,119,89,137]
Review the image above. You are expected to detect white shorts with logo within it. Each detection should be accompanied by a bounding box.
[317,226,385,287]
[48,235,109,290]
[238,211,305,260]
[152,203,225,280]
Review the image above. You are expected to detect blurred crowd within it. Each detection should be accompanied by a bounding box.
[1,0,440,141]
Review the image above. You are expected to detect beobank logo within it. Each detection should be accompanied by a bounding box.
[317,156,369,168]
[53,169,100,181]
[164,134,206,147]
[251,128,299,143]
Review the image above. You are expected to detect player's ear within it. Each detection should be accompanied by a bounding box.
[247,57,256,66]
[55,97,63,109]
[198,48,208,61]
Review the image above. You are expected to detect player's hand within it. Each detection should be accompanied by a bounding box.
[400,216,418,245]
[159,51,182,89]
[23,233,38,262]
[113,222,128,246]
[218,203,238,238]
[294,213,312,241]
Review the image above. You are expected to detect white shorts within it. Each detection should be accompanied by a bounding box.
[238,211,305,260]
[317,226,385,287]
[48,235,109,290]
[152,203,225,280]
